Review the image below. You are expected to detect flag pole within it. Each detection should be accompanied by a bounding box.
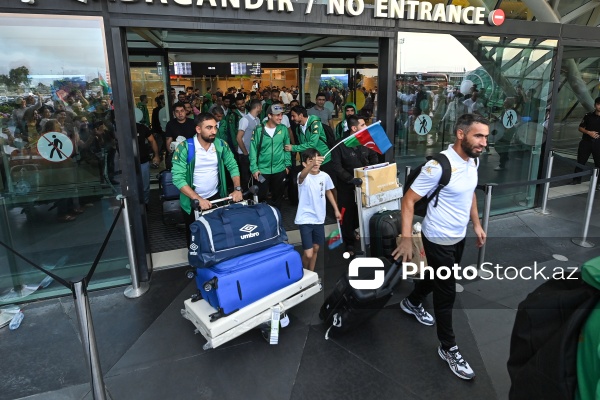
[322,121,382,159]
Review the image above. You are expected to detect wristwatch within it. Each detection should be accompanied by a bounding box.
[234,186,242,192]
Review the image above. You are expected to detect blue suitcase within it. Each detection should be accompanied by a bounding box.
[195,243,303,321]
[158,170,180,201]
[189,202,287,268]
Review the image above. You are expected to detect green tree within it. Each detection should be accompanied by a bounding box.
[0,66,31,91]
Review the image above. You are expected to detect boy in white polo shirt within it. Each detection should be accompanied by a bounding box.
[393,113,489,381]
[295,149,341,271]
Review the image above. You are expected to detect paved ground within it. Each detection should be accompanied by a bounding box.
[1,192,599,400]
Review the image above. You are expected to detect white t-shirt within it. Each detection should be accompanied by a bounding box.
[192,137,219,199]
[410,144,478,245]
[264,126,276,138]
[295,171,334,225]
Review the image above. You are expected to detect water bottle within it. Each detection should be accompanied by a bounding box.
[9,311,24,330]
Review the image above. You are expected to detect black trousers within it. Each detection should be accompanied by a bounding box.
[257,170,287,210]
[574,138,600,183]
[407,234,465,350]
[337,184,358,249]
[238,154,252,190]
[183,193,220,248]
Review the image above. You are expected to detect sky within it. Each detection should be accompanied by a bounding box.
[398,32,482,74]
[0,14,109,88]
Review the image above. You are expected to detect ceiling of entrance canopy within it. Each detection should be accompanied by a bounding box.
[126,30,380,64]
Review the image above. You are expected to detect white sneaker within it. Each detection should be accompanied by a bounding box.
[400,298,435,326]
[438,345,476,380]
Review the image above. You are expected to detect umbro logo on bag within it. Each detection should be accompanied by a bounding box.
[189,242,198,255]
[239,224,260,239]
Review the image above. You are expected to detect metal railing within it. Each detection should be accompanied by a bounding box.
[476,154,597,268]
[0,195,143,399]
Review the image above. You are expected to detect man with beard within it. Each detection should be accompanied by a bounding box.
[330,115,378,256]
[171,113,242,246]
[334,102,357,142]
[392,113,488,381]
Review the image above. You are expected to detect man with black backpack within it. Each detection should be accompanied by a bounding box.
[392,113,489,380]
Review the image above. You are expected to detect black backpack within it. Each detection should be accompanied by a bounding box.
[319,122,337,150]
[403,154,452,217]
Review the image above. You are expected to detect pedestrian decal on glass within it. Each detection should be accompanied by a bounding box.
[37,131,73,163]
[414,115,432,136]
[502,109,518,129]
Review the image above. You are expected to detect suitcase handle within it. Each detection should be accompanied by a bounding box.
[351,259,403,302]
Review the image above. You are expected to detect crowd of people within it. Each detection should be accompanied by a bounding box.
[157,85,381,268]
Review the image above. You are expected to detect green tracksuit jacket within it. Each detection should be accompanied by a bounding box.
[249,124,291,174]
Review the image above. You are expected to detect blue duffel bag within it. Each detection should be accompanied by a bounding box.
[188,202,287,268]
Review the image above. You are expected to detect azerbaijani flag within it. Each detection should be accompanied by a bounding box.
[98,72,110,95]
[342,121,392,154]
[327,227,343,250]
[327,213,344,250]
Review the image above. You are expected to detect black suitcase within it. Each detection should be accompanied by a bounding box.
[369,210,401,259]
[319,257,402,338]
[162,199,184,225]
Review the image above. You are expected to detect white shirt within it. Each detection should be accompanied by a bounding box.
[463,98,479,114]
[265,126,276,138]
[280,92,292,105]
[410,144,478,245]
[294,171,334,225]
[192,137,219,199]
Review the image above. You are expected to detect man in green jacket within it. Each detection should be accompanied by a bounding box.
[334,102,357,141]
[576,257,600,400]
[171,112,242,246]
[286,105,336,194]
[249,104,291,210]
[227,96,247,154]
[260,89,280,121]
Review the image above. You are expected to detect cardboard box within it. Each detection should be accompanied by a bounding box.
[354,163,399,205]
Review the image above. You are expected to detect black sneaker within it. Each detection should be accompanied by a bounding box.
[438,345,475,380]
[400,298,434,326]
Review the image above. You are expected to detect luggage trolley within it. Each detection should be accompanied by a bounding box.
[181,188,322,350]
[353,166,403,255]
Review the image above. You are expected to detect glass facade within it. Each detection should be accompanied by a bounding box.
[394,32,556,215]
[552,46,600,159]
[0,14,130,305]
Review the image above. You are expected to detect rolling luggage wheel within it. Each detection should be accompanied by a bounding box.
[203,277,218,292]
[185,269,196,279]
